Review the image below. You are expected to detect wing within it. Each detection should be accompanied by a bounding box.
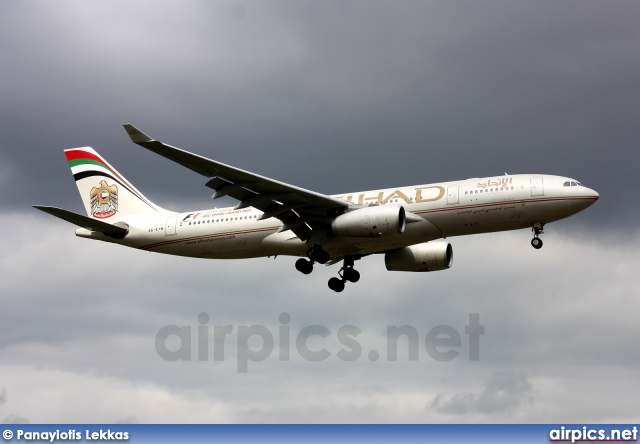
[123,124,350,240]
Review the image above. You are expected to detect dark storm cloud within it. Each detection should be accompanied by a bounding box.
[0,1,637,227]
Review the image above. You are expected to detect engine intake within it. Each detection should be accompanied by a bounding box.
[385,242,453,272]
[332,206,406,237]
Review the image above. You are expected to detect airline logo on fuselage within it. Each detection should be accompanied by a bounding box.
[477,177,513,189]
[337,178,518,204]
[337,186,445,204]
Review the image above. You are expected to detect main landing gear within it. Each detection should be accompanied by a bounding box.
[531,222,544,249]
[295,245,330,275]
[294,247,361,292]
[328,257,360,293]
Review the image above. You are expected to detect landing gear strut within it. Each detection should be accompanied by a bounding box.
[295,245,330,275]
[309,245,330,264]
[328,256,360,293]
[531,222,544,249]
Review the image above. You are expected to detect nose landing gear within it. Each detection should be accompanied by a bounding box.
[531,222,544,249]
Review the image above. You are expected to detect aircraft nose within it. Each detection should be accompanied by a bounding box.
[586,187,599,200]
[578,187,599,211]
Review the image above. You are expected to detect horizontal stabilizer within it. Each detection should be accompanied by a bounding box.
[32,205,128,235]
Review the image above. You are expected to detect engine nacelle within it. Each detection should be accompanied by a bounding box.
[385,242,453,272]
[331,206,406,237]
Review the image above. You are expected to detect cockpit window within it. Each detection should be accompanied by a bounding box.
[565,180,583,187]
[563,181,570,187]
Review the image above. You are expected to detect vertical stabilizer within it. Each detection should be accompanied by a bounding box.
[65,147,169,219]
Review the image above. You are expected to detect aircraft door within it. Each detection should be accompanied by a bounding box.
[530,177,544,197]
[447,185,460,204]
[165,217,177,236]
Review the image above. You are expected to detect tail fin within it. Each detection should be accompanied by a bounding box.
[65,147,169,219]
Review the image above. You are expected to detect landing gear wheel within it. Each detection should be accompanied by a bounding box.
[328,277,345,292]
[295,258,314,274]
[343,268,360,283]
[531,237,543,249]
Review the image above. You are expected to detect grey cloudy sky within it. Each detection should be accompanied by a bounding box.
[1,1,639,423]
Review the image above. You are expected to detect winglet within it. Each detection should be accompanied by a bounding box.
[123,123,153,144]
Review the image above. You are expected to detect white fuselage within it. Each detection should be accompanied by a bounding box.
[76,174,598,259]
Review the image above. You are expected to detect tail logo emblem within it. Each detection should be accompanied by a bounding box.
[90,180,118,218]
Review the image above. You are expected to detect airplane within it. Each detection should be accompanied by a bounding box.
[33,124,599,292]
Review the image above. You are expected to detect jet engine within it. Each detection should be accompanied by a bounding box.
[385,242,453,272]
[331,206,406,237]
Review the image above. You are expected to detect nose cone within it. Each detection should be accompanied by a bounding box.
[586,187,599,200]
[577,186,599,212]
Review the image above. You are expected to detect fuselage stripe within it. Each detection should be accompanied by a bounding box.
[412,196,598,216]
[140,226,280,250]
